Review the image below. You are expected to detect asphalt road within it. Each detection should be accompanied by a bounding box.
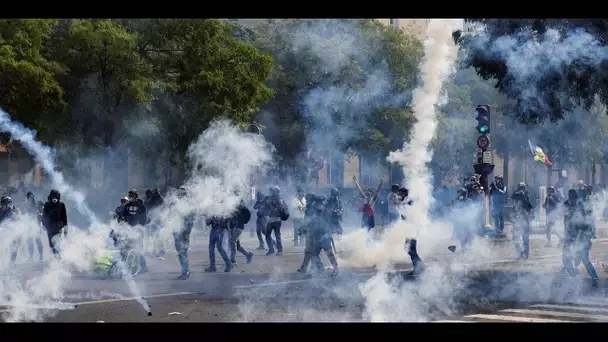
[4,224,608,322]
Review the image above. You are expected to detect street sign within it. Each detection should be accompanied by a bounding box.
[482,151,492,164]
[477,135,490,149]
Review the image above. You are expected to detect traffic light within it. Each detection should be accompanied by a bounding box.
[475,105,491,134]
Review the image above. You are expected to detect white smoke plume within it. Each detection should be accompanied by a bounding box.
[358,19,463,321]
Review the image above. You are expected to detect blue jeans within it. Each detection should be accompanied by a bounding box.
[209,229,230,267]
[174,226,192,274]
[389,212,400,224]
[492,211,504,234]
[265,221,283,253]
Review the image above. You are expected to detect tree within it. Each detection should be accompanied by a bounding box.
[454,19,608,123]
[134,19,275,166]
[0,19,66,141]
[246,19,423,163]
[47,19,155,147]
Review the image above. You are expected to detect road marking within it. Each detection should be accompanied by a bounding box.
[530,304,608,314]
[500,308,608,321]
[465,314,569,322]
[0,291,197,313]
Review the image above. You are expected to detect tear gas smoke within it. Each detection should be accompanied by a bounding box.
[155,120,274,245]
[0,108,97,222]
[360,19,462,321]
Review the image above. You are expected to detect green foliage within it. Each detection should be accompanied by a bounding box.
[247,19,422,162]
[0,19,65,138]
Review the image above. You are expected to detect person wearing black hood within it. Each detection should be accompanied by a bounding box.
[42,189,68,258]
[228,198,254,266]
[122,189,147,227]
[23,191,44,262]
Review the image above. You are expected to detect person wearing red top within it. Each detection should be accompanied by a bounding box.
[353,175,382,231]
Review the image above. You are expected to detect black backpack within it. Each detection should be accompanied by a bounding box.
[240,205,251,225]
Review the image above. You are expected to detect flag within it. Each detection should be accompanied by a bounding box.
[528,140,552,166]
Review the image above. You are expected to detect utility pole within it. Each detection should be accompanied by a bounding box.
[473,105,495,231]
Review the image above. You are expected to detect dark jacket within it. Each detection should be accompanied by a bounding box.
[543,194,561,214]
[253,193,266,218]
[229,203,251,230]
[42,190,68,233]
[325,196,343,224]
[145,193,164,212]
[122,198,147,226]
[206,216,229,231]
[511,189,534,218]
[264,194,289,222]
[0,206,17,225]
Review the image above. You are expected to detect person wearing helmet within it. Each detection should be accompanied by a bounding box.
[122,189,147,227]
[42,189,68,258]
[387,184,401,224]
[326,188,343,236]
[290,187,307,247]
[263,185,289,256]
[511,182,534,261]
[23,191,44,263]
[114,196,129,223]
[543,186,563,247]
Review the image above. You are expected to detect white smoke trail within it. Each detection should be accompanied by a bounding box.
[0,109,97,221]
[358,19,462,321]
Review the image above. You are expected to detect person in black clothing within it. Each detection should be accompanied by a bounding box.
[397,187,423,275]
[119,189,148,273]
[23,191,44,262]
[543,186,563,247]
[298,195,336,275]
[228,199,254,265]
[145,188,165,258]
[205,216,232,273]
[114,196,128,223]
[42,189,68,258]
[562,189,599,287]
[263,186,289,256]
[511,182,534,261]
[326,188,343,236]
[122,189,147,227]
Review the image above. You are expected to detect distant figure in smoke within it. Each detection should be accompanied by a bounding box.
[353,175,382,231]
[397,187,413,220]
[490,175,507,236]
[511,182,534,261]
[253,191,270,250]
[120,189,148,273]
[562,188,599,287]
[42,189,68,259]
[263,186,289,256]
[326,188,343,236]
[290,187,307,247]
[23,191,44,262]
[582,185,597,239]
[205,215,232,273]
[387,184,401,224]
[298,195,338,276]
[576,180,587,200]
[228,197,254,266]
[1,196,20,264]
[173,187,194,280]
[145,188,165,259]
[543,186,564,247]
[299,193,324,272]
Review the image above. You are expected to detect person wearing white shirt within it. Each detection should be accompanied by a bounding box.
[291,188,307,246]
